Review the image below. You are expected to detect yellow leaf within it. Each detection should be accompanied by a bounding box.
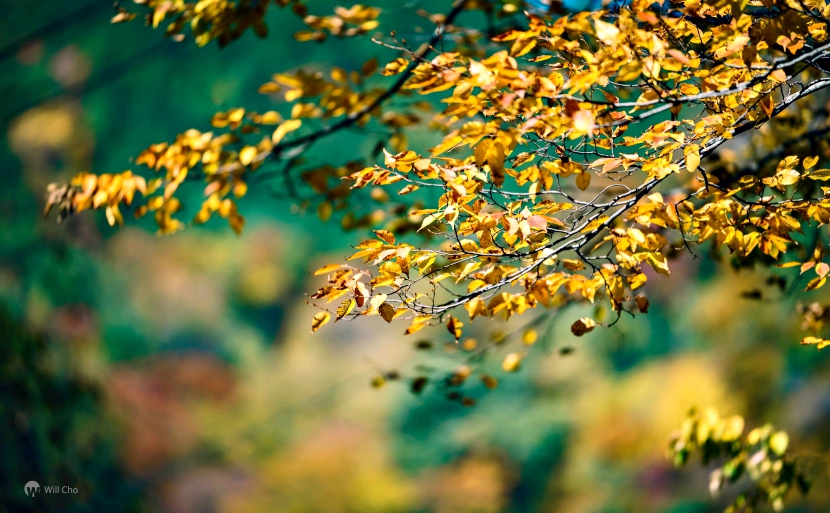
[259,111,282,124]
[511,37,537,57]
[272,119,302,144]
[807,168,830,180]
[313,263,342,275]
[336,299,356,321]
[374,229,396,244]
[419,212,443,231]
[769,69,787,83]
[805,276,826,291]
[572,110,595,136]
[369,293,388,312]
[685,145,700,173]
[311,312,330,333]
[239,146,257,166]
[721,416,745,441]
[431,135,463,156]
[646,252,670,276]
[628,273,647,290]
[381,57,409,76]
[776,261,802,268]
[594,19,620,46]
[769,431,789,456]
[580,216,609,233]
[562,259,585,271]
[398,184,419,195]
[405,315,431,335]
[502,353,522,372]
[522,329,537,345]
[801,336,830,349]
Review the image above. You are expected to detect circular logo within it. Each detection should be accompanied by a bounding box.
[24,481,40,497]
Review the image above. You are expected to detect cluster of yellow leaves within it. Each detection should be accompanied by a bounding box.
[669,408,808,513]
[45,116,272,233]
[113,0,290,46]
[256,61,392,123]
[114,1,379,47]
[45,171,150,226]
[48,0,830,353]
[295,4,381,42]
[308,3,830,341]
[43,49,419,234]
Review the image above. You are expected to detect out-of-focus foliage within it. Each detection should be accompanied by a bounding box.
[670,408,809,512]
[0,310,140,511]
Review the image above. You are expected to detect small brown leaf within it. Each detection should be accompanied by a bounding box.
[480,374,499,389]
[446,315,463,340]
[378,302,395,323]
[576,171,591,191]
[634,295,649,313]
[411,376,428,394]
[571,317,596,337]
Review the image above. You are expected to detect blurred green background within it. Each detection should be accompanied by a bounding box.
[1,1,829,512]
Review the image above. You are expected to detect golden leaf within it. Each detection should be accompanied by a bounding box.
[272,119,302,144]
[594,19,620,46]
[313,263,342,275]
[807,169,830,180]
[562,259,585,271]
[239,146,257,166]
[311,312,330,333]
[502,352,522,372]
[405,315,431,335]
[769,431,789,456]
[336,299,356,321]
[801,336,830,350]
[374,229,396,244]
[381,57,409,76]
[769,69,787,83]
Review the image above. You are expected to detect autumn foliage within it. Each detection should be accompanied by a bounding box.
[41,0,830,508]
